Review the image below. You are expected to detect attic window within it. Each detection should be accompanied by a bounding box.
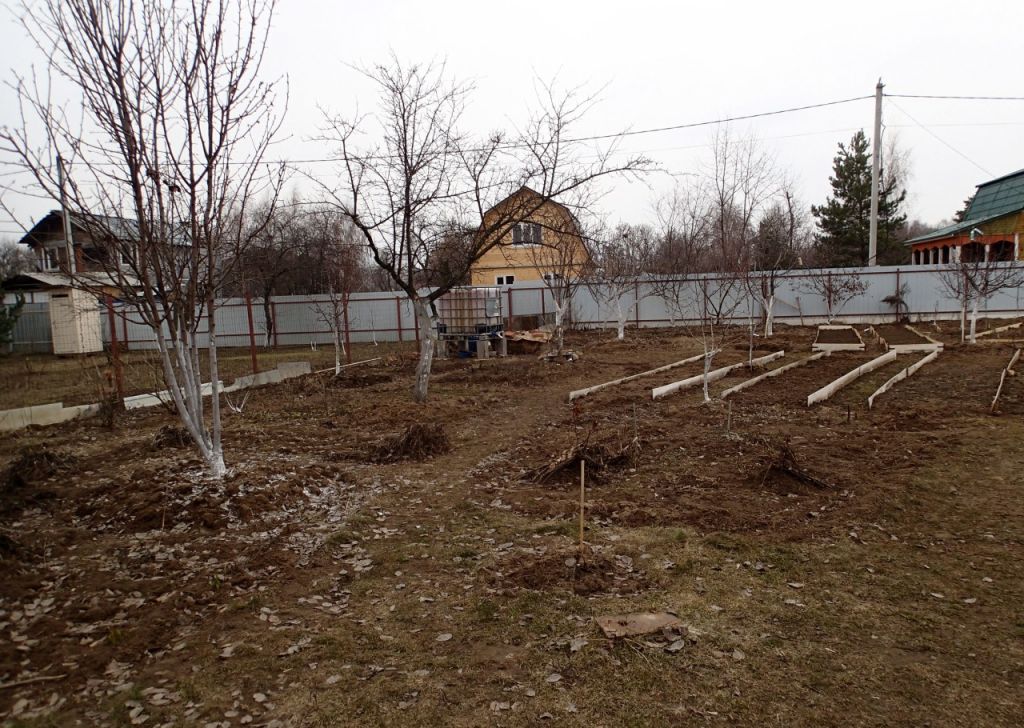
[496,275,515,286]
[511,222,542,246]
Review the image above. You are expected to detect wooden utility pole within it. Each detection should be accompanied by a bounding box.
[56,153,76,275]
[868,79,883,267]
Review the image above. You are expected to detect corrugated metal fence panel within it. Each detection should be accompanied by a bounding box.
[8,303,52,353]
[8,265,1024,352]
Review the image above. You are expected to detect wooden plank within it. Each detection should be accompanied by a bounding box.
[867,350,940,409]
[806,350,897,406]
[568,351,714,401]
[720,351,829,399]
[976,321,1022,339]
[652,351,785,400]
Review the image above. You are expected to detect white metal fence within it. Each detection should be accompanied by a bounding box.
[6,264,1024,353]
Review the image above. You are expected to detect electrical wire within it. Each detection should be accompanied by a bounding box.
[887,100,992,176]
[886,93,1024,101]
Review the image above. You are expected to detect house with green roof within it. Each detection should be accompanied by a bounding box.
[906,168,1024,265]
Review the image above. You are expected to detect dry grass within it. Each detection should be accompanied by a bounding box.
[1,325,1022,726]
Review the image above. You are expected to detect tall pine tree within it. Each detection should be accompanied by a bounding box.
[812,130,907,266]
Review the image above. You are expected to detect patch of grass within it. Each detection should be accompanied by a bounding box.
[472,599,499,623]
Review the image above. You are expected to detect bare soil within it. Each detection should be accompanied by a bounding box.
[1,324,1022,726]
[875,324,929,345]
[814,326,863,345]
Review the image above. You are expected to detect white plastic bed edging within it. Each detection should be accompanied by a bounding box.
[867,350,940,409]
[976,321,1023,339]
[652,351,785,400]
[720,351,830,399]
[806,350,897,406]
[568,351,717,401]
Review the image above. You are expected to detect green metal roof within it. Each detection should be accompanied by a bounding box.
[906,167,1024,245]
[966,168,1024,220]
[905,212,1008,245]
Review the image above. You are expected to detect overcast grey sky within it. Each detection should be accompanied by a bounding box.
[3,0,1024,238]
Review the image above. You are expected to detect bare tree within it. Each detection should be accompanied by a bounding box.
[2,0,285,477]
[0,240,36,280]
[938,244,1024,343]
[743,186,808,336]
[311,214,365,373]
[798,269,867,323]
[318,61,650,401]
[649,183,714,326]
[585,223,653,340]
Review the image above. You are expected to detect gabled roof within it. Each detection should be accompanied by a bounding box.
[967,167,1024,219]
[907,167,1024,245]
[19,210,190,247]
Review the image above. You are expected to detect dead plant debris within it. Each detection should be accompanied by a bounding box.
[373,422,451,463]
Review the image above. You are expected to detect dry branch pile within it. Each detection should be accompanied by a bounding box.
[373,423,451,463]
[528,435,642,484]
[757,440,831,490]
[1,447,74,518]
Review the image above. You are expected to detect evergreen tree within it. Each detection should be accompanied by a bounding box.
[811,130,907,266]
[953,194,974,223]
[0,291,25,348]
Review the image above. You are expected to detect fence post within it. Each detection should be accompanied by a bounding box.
[635,281,641,329]
[271,299,280,348]
[244,294,259,375]
[105,295,125,405]
[540,287,546,319]
[342,295,352,364]
[395,296,403,342]
[507,288,514,325]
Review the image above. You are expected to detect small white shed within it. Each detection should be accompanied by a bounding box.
[50,285,103,354]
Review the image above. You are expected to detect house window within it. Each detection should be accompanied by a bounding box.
[511,222,542,246]
[496,275,515,286]
[542,272,563,283]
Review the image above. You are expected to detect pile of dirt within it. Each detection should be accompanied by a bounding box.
[152,424,191,449]
[439,361,558,388]
[373,422,451,462]
[1,447,73,518]
[492,548,649,596]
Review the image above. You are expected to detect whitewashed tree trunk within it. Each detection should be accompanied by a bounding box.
[969,298,980,344]
[763,294,775,337]
[333,323,343,375]
[413,298,436,402]
[205,308,226,478]
[552,299,568,354]
[614,297,627,340]
[701,348,715,403]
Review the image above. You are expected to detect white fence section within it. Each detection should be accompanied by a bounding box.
[7,264,1024,353]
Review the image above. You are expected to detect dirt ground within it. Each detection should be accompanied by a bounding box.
[1,324,1022,726]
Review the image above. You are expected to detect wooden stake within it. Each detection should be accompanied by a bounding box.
[579,460,586,554]
[991,348,1021,414]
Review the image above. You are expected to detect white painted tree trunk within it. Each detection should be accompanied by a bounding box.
[412,299,436,402]
[552,300,568,354]
[763,294,775,337]
[969,298,980,344]
[333,326,343,375]
[701,348,715,403]
[614,297,627,341]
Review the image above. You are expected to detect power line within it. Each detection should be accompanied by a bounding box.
[886,93,1024,101]
[888,100,992,176]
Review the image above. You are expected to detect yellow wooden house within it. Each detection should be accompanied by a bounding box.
[469,186,589,286]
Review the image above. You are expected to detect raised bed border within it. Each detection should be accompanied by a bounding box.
[867,350,941,409]
[720,351,830,399]
[567,351,716,401]
[875,324,943,354]
[652,351,785,400]
[806,350,897,406]
[812,324,865,353]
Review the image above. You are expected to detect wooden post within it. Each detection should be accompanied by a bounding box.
[579,460,586,553]
[342,294,352,365]
[244,294,259,375]
[395,296,403,342]
[634,281,640,330]
[540,287,546,319]
[271,299,280,348]
[105,295,125,405]
[507,288,514,325]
